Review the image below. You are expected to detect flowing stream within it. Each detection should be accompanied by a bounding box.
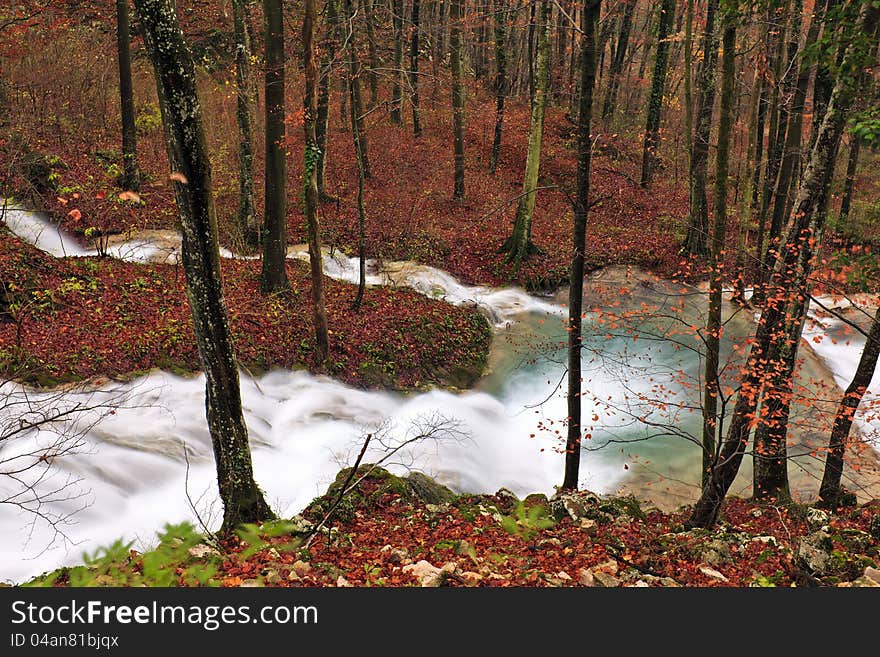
[2,206,879,584]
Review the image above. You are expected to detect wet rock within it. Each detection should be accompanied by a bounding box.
[494,488,519,512]
[406,472,457,505]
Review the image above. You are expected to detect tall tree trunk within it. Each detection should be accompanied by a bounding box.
[350,52,369,311]
[754,10,785,296]
[687,1,880,529]
[809,0,838,150]
[410,0,423,136]
[765,0,816,276]
[682,0,719,257]
[133,0,273,531]
[346,0,371,178]
[304,0,331,364]
[601,0,634,123]
[838,135,860,228]
[450,0,465,200]
[116,0,140,192]
[527,0,536,103]
[819,305,880,506]
[501,0,551,270]
[260,0,291,294]
[391,0,404,124]
[316,0,339,199]
[361,0,380,106]
[702,16,735,489]
[683,0,694,169]
[640,0,676,188]
[489,0,507,174]
[562,0,602,492]
[231,0,258,246]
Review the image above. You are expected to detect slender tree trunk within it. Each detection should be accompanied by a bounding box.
[391,0,404,124]
[133,0,273,531]
[450,0,465,200]
[260,0,290,294]
[640,0,676,188]
[702,17,735,489]
[489,0,507,173]
[601,0,634,123]
[683,0,719,257]
[116,0,140,192]
[754,12,785,295]
[304,0,331,364]
[527,0,536,103]
[819,305,880,506]
[683,0,693,167]
[231,0,258,246]
[766,1,816,274]
[562,0,602,492]
[410,0,423,136]
[687,2,880,529]
[361,0,380,106]
[838,136,860,228]
[809,0,837,150]
[316,0,338,199]
[346,0,371,177]
[350,54,369,311]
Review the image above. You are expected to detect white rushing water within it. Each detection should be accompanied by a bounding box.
[2,207,876,584]
[803,298,880,452]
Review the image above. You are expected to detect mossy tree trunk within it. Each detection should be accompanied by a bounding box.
[489,0,507,174]
[133,0,274,531]
[116,0,140,192]
[303,0,331,364]
[260,0,290,294]
[501,0,551,271]
[231,0,258,247]
[562,0,602,492]
[639,0,675,188]
[450,0,465,201]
